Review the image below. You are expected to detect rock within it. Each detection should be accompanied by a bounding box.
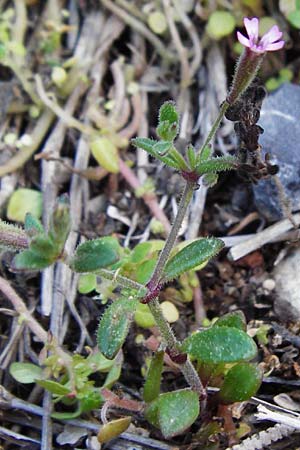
[273,248,300,321]
[253,83,300,221]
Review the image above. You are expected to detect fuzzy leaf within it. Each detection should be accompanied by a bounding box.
[132,138,182,169]
[182,326,257,363]
[70,237,120,272]
[159,101,179,125]
[12,249,52,271]
[78,273,97,294]
[213,310,246,331]
[36,380,71,396]
[145,389,199,438]
[186,144,197,170]
[10,362,43,384]
[143,351,164,403]
[97,297,138,359]
[156,101,179,141]
[219,363,262,403]
[162,238,224,282]
[196,156,237,175]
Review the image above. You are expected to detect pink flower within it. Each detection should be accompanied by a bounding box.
[237,17,284,54]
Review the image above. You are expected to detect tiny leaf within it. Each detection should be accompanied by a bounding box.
[78,273,97,294]
[219,363,262,403]
[157,101,179,141]
[48,194,71,249]
[10,362,43,383]
[213,310,246,331]
[134,303,156,328]
[145,389,199,438]
[90,137,119,173]
[97,297,138,359]
[162,238,224,282]
[143,351,164,403]
[7,188,43,223]
[36,380,71,396]
[182,326,257,363]
[132,137,182,169]
[196,156,237,175]
[70,237,120,272]
[98,417,132,444]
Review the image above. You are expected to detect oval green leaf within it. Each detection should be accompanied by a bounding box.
[162,238,224,282]
[145,389,199,438]
[9,362,43,384]
[70,237,120,272]
[182,326,257,363]
[90,137,119,174]
[219,363,263,403]
[97,297,138,359]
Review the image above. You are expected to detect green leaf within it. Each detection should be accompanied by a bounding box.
[36,380,71,396]
[70,237,120,272]
[12,249,52,271]
[97,297,138,359]
[78,273,97,294]
[136,258,157,284]
[156,101,179,141]
[186,144,197,170]
[213,311,246,331]
[145,389,199,438]
[219,363,262,403]
[103,357,122,388]
[159,101,179,125]
[7,188,43,223]
[134,303,156,328]
[288,10,300,28]
[196,156,237,175]
[79,390,103,412]
[207,11,236,40]
[182,326,257,363]
[162,238,224,282]
[202,173,219,187]
[10,362,43,384]
[90,137,119,173]
[132,138,182,169]
[143,351,164,402]
[30,234,57,259]
[98,417,132,444]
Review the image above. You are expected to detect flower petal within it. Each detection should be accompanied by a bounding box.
[259,25,283,47]
[237,31,251,48]
[244,17,259,41]
[265,40,285,51]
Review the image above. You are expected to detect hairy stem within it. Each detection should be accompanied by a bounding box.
[197,100,229,158]
[149,181,195,287]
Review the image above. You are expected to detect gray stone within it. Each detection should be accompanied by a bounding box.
[253,83,300,221]
[273,249,300,321]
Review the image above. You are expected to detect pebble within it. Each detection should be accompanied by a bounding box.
[273,248,300,321]
[253,83,300,221]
